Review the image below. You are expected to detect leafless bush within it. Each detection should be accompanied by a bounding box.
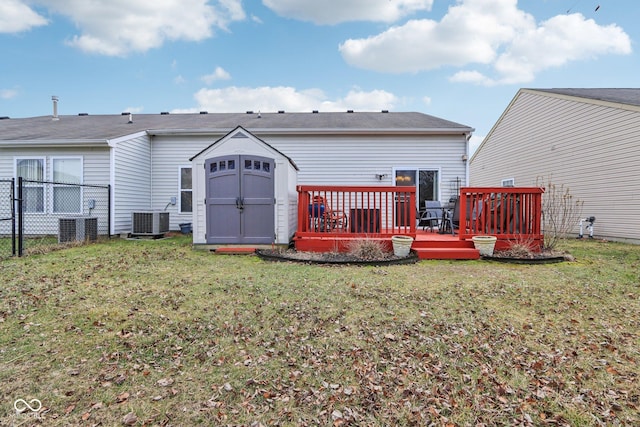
[536,176,583,251]
[346,238,390,260]
[504,237,537,258]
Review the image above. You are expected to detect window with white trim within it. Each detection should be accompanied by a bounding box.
[15,157,45,213]
[52,157,82,213]
[501,178,515,187]
[179,166,192,213]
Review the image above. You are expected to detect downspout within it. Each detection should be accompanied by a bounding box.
[463,132,471,186]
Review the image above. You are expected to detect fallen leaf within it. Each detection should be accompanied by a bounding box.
[116,392,130,403]
[157,378,174,387]
[606,366,620,375]
[122,411,137,425]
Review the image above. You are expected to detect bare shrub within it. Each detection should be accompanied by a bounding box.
[501,237,537,259]
[536,176,583,251]
[346,238,390,260]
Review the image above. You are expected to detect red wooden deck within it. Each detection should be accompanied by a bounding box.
[294,228,481,260]
[294,185,544,260]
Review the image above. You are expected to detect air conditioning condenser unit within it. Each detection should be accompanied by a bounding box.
[131,211,169,236]
[58,217,98,243]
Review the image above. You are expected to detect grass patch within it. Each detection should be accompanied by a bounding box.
[1,237,639,425]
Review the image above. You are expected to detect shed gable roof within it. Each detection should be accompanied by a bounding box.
[189,125,299,170]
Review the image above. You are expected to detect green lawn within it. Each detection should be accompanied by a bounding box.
[1,236,639,426]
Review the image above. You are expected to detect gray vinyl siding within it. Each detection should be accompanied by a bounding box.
[113,134,152,234]
[0,146,109,182]
[0,146,111,235]
[150,135,213,230]
[470,89,640,243]
[268,134,467,203]
[150,131,467,239]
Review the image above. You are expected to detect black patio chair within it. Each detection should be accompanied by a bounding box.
[418,200,442,231]
[444,198,460,235]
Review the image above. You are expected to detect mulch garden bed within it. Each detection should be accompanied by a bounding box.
[256,249,419,266]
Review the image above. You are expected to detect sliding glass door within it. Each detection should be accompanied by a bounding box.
[395,168,439,212]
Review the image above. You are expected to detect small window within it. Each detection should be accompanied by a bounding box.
[180,167,192,213]
[52,157,82,213]
[501,178,515,187]
[245,159,253,170]
[210,162,217,173]
[262,162,270,173]
[228,160,235,170]
[220,161,226,171]
[16,158,45,213]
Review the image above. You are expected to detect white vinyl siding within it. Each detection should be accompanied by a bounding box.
[150,136,211,230]
[470,89,640,243]
[269,134,467,204]
[1,148,110,235]
[113,134,152,234]
[186,130,468,244]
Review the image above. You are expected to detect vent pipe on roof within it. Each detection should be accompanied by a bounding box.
[52,96,59,121]
[128,113,133,124]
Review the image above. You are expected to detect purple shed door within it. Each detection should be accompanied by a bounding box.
[205,155,274,244]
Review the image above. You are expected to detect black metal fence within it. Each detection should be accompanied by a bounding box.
[0,178,110,258]
[0,178,16,259]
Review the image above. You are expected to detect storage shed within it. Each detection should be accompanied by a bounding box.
[190,126,298,246]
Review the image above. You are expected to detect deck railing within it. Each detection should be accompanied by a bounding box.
[296,185,416,237]
[458,187,544,248]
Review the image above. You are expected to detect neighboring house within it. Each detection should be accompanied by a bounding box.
[1,110,473,245]
[470,88,640,244]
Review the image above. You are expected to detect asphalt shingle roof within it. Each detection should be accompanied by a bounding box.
[0,111,473,141]
[532,88,640,107]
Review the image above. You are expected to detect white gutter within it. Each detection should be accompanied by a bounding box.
[147,127,475,136]
[0,139,109,148]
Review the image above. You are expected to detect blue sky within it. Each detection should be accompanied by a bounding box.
[1,0,637,153]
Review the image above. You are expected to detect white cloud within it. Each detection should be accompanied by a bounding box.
[1,89,19,99]
[339,0,631,84]
[29,0,246,56]
[449,70,495,86]
[262,0,432,25]
[490,13,632,85]
[201,67,232,85]
[0,0,48,33]
[172,86,398,113]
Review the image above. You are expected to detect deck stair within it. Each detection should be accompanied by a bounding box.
[411,238,480,260]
